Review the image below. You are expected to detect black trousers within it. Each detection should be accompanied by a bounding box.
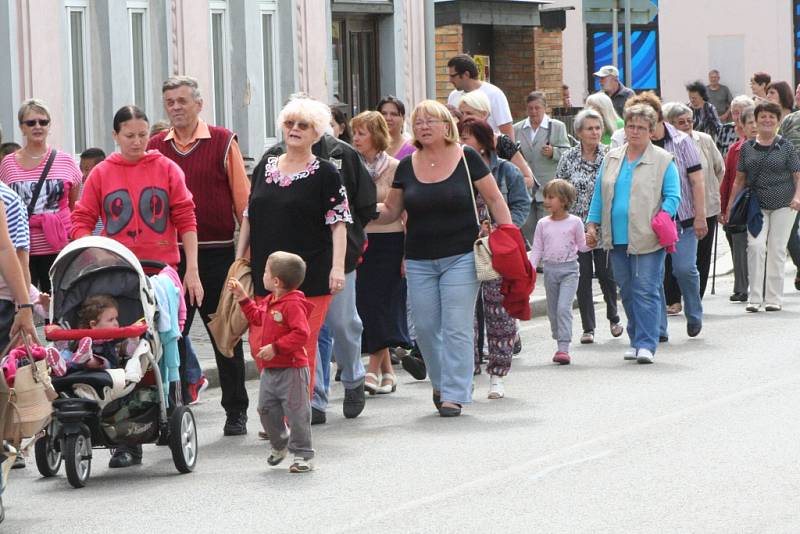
[576,249,619,333]
[178,246,249,416]
[665,215,717,304]
[29,254,58,293]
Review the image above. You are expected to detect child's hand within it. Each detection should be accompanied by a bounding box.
[257,344,276,361]
[227,278,247,300]
[37,292,50,310]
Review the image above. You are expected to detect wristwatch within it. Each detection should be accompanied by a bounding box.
[15,303,34,312]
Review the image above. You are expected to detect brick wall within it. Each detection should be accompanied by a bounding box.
[533,27,564,111]
[492,26,536,121]
[435,25,463,103]
[433,24,564,119]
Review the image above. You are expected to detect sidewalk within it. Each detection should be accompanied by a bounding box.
[193,229,736,389]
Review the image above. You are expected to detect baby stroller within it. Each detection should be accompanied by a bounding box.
[34,237,197,488]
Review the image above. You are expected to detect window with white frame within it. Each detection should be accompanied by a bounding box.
[209,2,231,127]
[65,1,91,153]
[128,1,151,113]
[260,2,279,144]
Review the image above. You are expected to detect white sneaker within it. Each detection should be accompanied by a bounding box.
[267,448,288,466]
[623,348,637,361]
[488,375,504,399]
[289,456,313,473]
[636,348,654,364]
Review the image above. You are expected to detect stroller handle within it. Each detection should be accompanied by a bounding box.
[45,323,148,341]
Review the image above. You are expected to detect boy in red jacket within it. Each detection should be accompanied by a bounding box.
[228,251,315,473]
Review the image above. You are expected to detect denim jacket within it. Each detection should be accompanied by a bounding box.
[490,153,531,228]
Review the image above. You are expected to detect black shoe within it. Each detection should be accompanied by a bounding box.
[438,403,462,417]
[11,453,25,469]
[334,368,342,382]
[659,335,669,343]
[109,447,142,468]
[343,382,366,419]
[729,292,747,302]
[795,276,800,291]
[401,345,427,380]
[512,334,522,355]
[432,391,442,410]
[223,412,248,436]
[311,407,327,425]
[687,323,702,338]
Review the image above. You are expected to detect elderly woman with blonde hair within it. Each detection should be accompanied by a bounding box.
[585,91,624,146]
[375,100,514,416]
[239,96,351,390]
[350,111,409,395]
[457,90,535,190]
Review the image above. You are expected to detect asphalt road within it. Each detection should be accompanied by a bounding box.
[4,272,800,533]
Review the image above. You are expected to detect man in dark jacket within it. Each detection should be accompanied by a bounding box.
[262,127,377,423]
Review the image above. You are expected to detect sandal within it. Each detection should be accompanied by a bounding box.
[364,372,381,395]
[580,332,594,344]
[377,373,397,394]
[610,322,624,338]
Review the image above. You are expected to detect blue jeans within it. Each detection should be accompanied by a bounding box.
[660,225,703,332]
[406,252,480,405]
[610,246,665,353]
[312,324,334,411]
[184,335,202,385]
[312,271,365,411]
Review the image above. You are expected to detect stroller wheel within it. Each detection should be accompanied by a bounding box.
[34,422,62,477]
[64,434,92,488]
[169,406,197,473]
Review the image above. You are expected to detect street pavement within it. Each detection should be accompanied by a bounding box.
[6,238,800,533]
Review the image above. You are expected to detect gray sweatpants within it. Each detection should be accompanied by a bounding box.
[543,260,580,353]
[258,367,314,460]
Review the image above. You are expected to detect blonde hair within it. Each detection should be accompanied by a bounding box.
[276,96,332,142]
[542,178,576,209]
[585,92,620,137]
[267,251,307,290]
[18,98,51,124]
[457,90,491,118]
[350,111,390,153]
[410,100,459,149]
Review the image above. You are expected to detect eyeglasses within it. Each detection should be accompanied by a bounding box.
[283,120,311,131]
[448,72,462,79]
[675,118,693,126]
[413,119,445,128]
[21,119,50,127]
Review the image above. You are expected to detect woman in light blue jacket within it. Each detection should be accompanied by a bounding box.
[458,119,530,399]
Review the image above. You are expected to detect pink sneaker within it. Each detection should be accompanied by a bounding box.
[552,351,571,365]
[70,337,94,365]
[45,347,67,377]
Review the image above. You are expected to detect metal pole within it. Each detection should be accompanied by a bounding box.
[711,223,718,295]
[611,1,618,69]
[424,0,436,99]
[623,0,632,86]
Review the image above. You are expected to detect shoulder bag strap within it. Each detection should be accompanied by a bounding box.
[27,149,57,218]
[462,148,492,230]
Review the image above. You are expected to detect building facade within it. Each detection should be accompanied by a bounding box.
[0,0,431,164]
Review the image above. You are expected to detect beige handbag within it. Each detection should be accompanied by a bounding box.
[463,151,501,281]
[2,337,55,445]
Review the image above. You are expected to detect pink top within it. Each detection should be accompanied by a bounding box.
[0,149,81,255]
[528,214,589,267]
[394,141,416,160]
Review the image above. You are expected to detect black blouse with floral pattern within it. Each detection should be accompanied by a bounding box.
[248,156,352,297]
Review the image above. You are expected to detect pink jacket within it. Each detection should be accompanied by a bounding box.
[651,209,678,253]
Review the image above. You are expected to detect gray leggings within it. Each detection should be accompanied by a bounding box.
[543,260,580,353]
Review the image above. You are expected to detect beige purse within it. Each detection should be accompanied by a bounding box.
[2,337,55,445]
[463,151,501,281]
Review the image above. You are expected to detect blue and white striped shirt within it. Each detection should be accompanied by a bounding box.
[0,181,30,251]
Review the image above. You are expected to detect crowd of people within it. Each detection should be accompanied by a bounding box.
[2,54,800,517]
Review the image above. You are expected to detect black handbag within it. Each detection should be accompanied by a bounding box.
[725,187,750,234]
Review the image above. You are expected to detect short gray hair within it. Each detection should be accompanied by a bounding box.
[526,91,547,106]
[623,104,658,131]
[277,96,332,142]
[730,94,753,113]
[18,98,51,124]
[738,106,755,126]
[162,76,202,101]
[573,109,604,133]
[663,102,692,123]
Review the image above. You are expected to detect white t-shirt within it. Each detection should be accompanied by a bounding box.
[448,81,513,133]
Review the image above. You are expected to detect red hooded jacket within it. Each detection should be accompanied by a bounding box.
[489,224,536,320]
[238,290,314,371]
[70,151,197,268]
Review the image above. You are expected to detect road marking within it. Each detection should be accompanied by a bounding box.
[528,449,614,482]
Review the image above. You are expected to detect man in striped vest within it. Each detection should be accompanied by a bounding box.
[148,76,251,436]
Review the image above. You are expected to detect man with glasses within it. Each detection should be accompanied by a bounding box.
[446,54,514,141]
[148,75,251,438]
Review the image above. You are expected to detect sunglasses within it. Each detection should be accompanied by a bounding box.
[283,120,310,131]
[21,119,50,127]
